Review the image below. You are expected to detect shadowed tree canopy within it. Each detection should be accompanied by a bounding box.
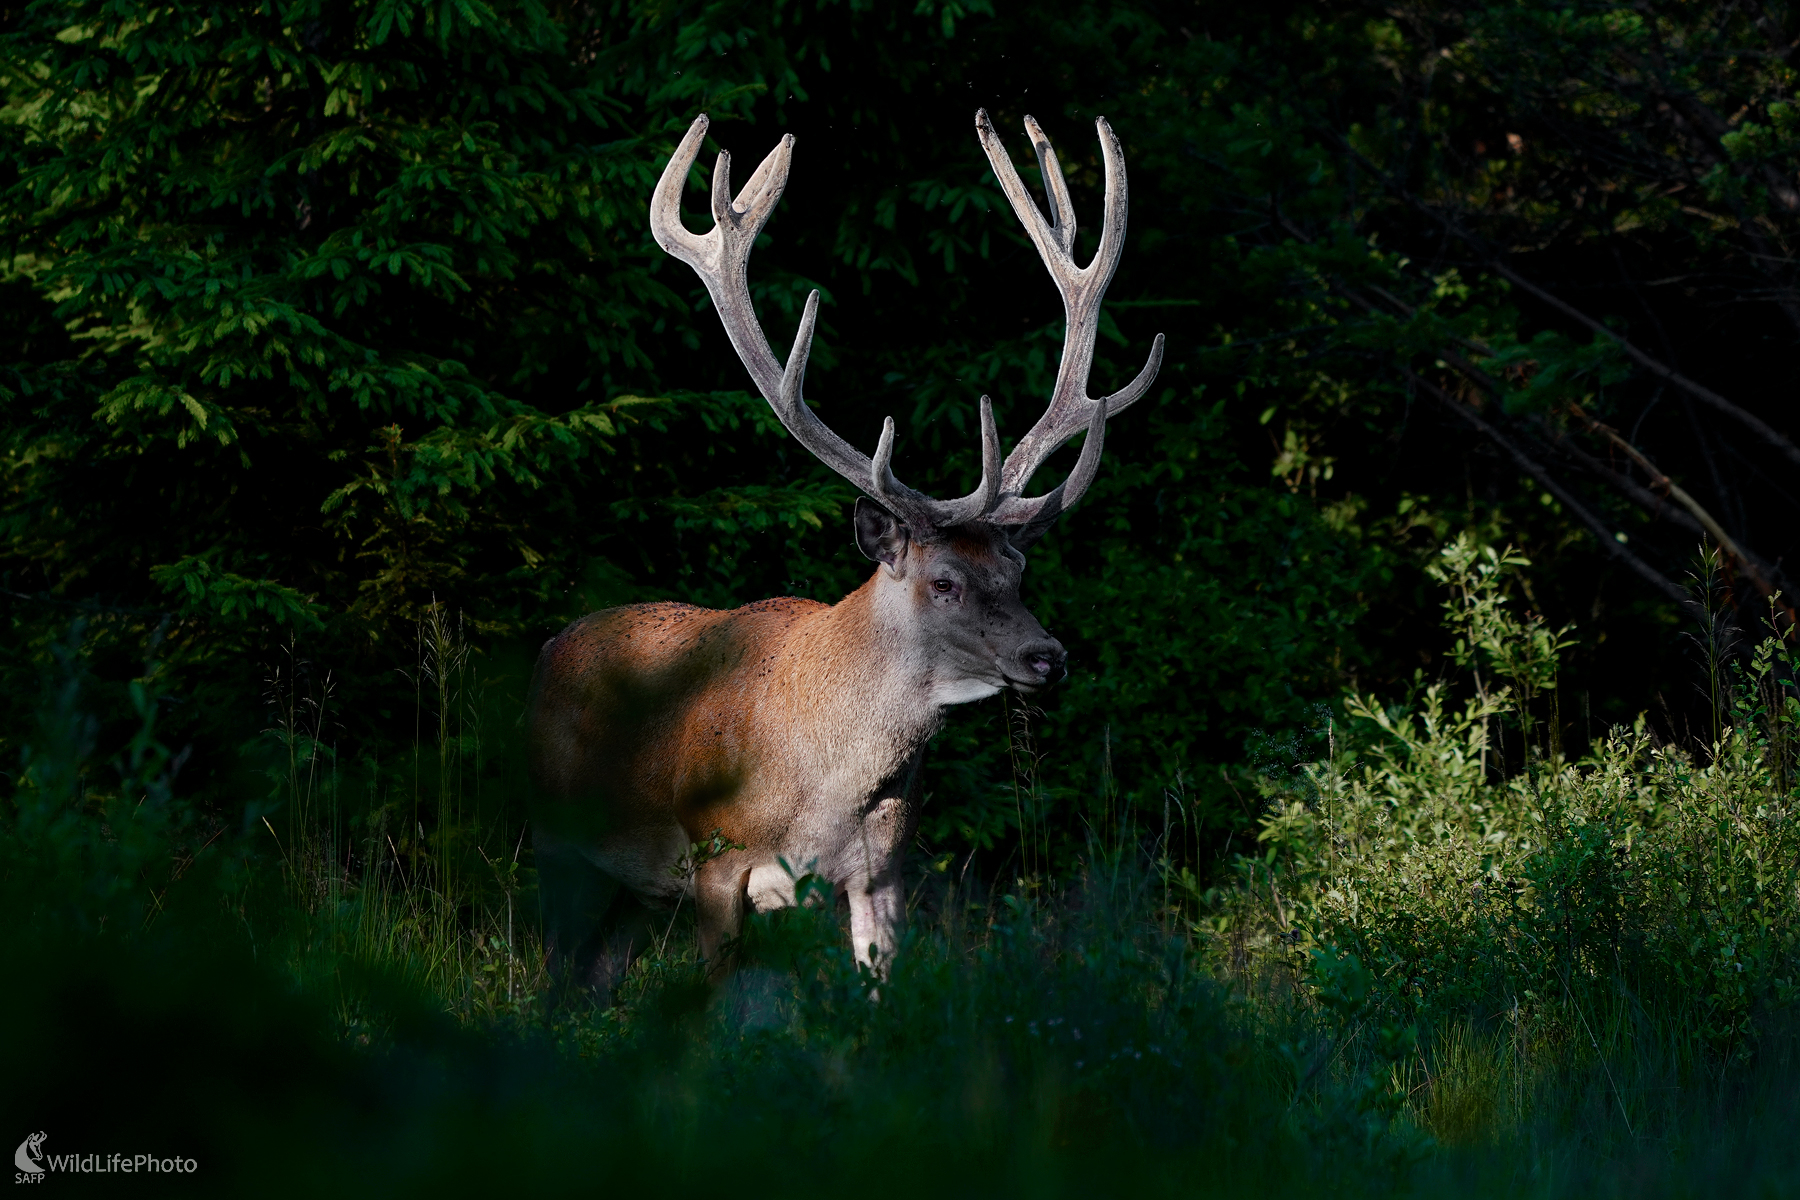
[3,0,1795,860]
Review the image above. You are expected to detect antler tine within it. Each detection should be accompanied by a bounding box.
[779,291,934,527]
[649,116,718,270]
[709,145,736,227]
[651,119,898,517]
[923,396,1004,527]
[870,417,903,498]
[971,109,1163,533]
[997,391,1109,547]
[976,108,1070,286]
[1023,115,1076,255]
[656,115,1016,538]
[784,292,998,531]
[649,114,795,398]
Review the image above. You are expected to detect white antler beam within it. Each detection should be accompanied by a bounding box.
[974,109,1164,541]
[650,114,1003,534]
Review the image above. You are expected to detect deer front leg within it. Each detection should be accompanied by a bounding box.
[846,792,917,976]
[695,855,751,981]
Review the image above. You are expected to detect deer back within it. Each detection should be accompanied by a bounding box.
[527,587,927,853]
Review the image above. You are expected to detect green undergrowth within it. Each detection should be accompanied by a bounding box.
[3,541,1797,1196]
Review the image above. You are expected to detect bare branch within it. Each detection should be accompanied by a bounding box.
[1334,137,1800,473]
[1404,369,1698,614]
[1541,424,1708,540]
[1488,261,1800,473]
[1565,402,1778,598]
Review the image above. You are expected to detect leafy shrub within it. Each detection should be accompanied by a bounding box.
[1220,538,1800,1056]
[5,570,1798,1196]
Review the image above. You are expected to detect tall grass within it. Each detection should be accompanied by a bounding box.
[283,543,1794,1165]
[262,601,546,1027]
[5,541,1796,1195]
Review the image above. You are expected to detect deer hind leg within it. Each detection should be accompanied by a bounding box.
[586,887,661,1004]
[536,830,606,979]
[536,831,651,1005]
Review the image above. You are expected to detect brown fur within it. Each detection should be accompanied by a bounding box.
[527,523,1064,993]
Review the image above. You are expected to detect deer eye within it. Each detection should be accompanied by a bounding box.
[932,579,955,594]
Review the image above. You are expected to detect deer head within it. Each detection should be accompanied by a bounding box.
[649,109,1163,696]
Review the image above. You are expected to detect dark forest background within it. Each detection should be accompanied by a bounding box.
[5,0,1797,873]
[7,4,1800,1193]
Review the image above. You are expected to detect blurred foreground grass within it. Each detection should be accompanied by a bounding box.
[4,543,1798,1195]
[2,865,1796,1197]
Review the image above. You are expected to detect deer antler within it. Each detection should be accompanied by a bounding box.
[649,114,1000,536]
[974,109,1164,543]
[649,111,1159,544]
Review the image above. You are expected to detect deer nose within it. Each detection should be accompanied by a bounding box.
[1014,638,1067,686]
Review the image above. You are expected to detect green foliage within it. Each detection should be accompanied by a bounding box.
[151,552,325,627]
[1429,536,1571,698]
[1,0,673,645]
[1230,542,1800,1060]
[4,0,1426,863]
[1427,534,1576,752]
[3,621,212,932]
[6,4,1800,1193]
[5,2,1789,845]
[3,544,1798,1196]
[1484,332,1633,418]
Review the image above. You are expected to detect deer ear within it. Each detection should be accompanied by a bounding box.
[854,497,909,569]
[997,527,1029,569]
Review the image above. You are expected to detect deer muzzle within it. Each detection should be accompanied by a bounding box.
[1009,638,1068,691]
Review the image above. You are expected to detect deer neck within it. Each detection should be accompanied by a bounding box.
[817,569,955,744]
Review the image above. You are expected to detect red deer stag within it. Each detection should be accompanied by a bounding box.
[528,109,1163,994]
